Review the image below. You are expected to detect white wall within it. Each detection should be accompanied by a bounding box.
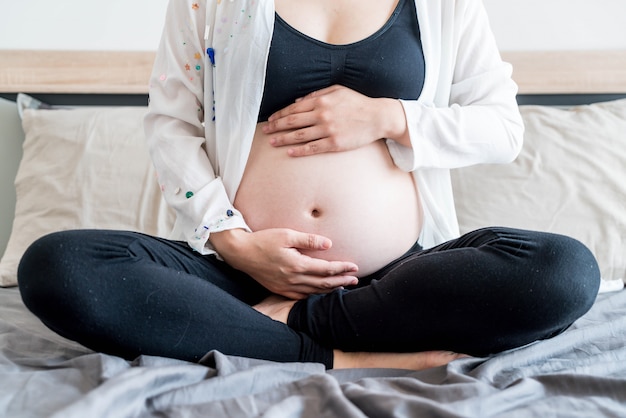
[0,0,625,51]
[0,0,168,51]
[483,0,626,51]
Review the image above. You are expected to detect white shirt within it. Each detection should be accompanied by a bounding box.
[144,0,524,255]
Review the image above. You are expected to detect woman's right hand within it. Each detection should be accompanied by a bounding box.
[209,228,359,299]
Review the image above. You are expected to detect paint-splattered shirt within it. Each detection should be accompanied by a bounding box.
[144,0,523,256]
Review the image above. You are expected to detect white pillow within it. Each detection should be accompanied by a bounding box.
[452,99,626,284]
[0,106,175,287]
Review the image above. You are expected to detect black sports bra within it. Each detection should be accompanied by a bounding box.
[258,0,425,122]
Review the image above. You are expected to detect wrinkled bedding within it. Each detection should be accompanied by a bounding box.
[2,287,625,418]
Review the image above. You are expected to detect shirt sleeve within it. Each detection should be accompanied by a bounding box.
[387,0,525,172]
[144,0,250,255]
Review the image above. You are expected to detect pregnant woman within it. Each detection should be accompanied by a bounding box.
[18,0,600,370]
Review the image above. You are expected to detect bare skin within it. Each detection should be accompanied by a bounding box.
[210,1,414,299]
[253,295,466,370]
[211,0,462,370]
[332,351,467,371]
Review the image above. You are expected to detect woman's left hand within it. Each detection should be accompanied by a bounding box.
[263,85,406,157]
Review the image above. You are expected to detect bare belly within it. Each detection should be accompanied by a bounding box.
[234,124,422,276]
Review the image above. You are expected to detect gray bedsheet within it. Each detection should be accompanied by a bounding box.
[1,286,625,418]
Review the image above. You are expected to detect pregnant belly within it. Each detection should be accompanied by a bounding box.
[234,124,423,276]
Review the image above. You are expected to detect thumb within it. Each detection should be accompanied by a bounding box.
[291,232,332,251]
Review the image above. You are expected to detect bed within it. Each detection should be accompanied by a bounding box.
[1,49,625,417]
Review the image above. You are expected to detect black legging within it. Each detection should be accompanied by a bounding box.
[18,227,600,369]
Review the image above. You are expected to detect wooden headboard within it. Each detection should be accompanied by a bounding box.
[1,49,625,96]
[0,50,154,95]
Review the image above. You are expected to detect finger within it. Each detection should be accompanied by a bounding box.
[264,113,316,137]
[308,274,360,291]
[267,100,315,123]
[289,232,333,251]
[287,274,359,295]
[287,139,335,157]
[270,126,326,147]
[301,258,359,277]
[285,233,359,273]
[297,85,342,102]
[273,277,349,299]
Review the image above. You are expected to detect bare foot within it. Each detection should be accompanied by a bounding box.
[333,350,468,371]
[253,295,469,371]
[253,294,297,324]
